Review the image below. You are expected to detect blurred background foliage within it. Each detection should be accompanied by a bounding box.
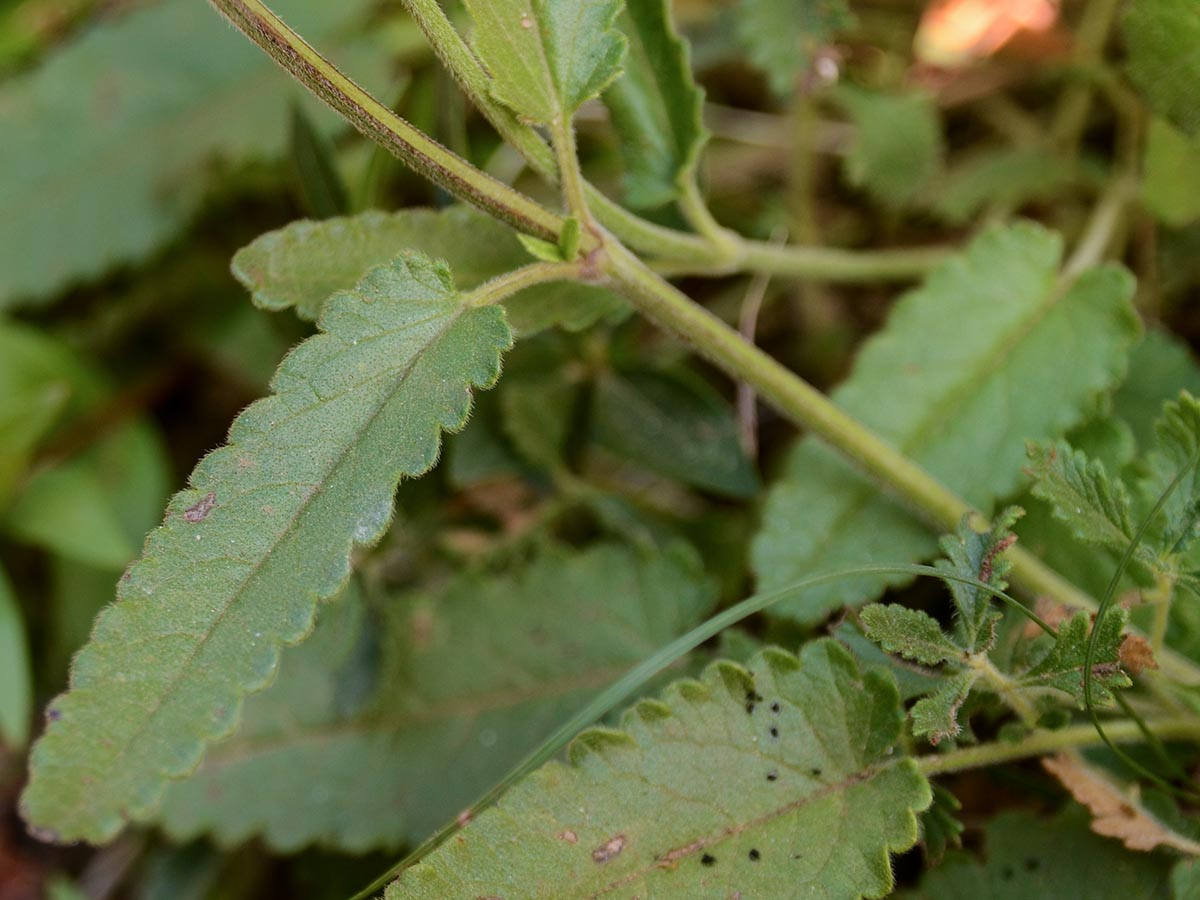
[1,0,1199,896]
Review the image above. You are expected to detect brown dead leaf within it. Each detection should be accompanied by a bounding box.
[1043,753,1200,854]
[1118,634,1158,676]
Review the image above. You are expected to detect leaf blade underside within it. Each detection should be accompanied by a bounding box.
[20,253,511,844]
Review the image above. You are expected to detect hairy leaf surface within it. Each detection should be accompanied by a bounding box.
[1123,0,1200,136]
[21,253,512,844]
[231,206,627,334]
[1017,608,1131,707]
[1026,443,1139,557]
[897,809,1174,899]
[388,640,930,900]
[1142,392,1200,558]
[860,604,963,666]
[602,0,708,208]
[154,542,714,851]
[910,670,977,746]
[754,223,1138,624]
[0,0,382,307]
[461,0,626,125]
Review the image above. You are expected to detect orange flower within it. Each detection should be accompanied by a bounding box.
[915,0,1059,65]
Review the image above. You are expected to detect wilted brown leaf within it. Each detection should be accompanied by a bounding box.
[1043,753,1200,854]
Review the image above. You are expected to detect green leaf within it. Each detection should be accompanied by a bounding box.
[937,509,1023,650]
[501,376,580,470]
[154,542,715,851]
[1143,117,1200,226]
[601,0,708,208]
[930,148,1077,226]
[288,102,350,219]
[897,809,1174,899]
[921,784,964,862]
[0,564,33,749]
[837,87,944,209]
[388,640,930,900]
[1026,442,1140,558]
[1174,858,1200,899]
[736,0,855,96]
[1113,329,1200,453]
[461,0,627,125]
[1017,608,1131,707]
[590,369,759,498]
[0,323,77,505]
[231,206,628,334]
[0,0,383,307]
[1122,0,1200,136]
[754,222,1139,625]
[1143,392,1200,557]
[910,670,977,746]
[4,462,137,569]
[860,604,964,666]
[20,252,512,844]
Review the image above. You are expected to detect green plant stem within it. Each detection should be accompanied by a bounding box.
[398,0,949,282]
[206,0,564,241]
[1051,0,1123,157]
[462,261,581,307]
[552,120,593,226]
[398,0,558,181]
[917,717,1200,777]
[601,242,1200,686]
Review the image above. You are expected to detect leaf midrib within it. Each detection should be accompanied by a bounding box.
[768,265,1079,586]
[91,302,467,800]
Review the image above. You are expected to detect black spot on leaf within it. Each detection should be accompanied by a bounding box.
[749,849,761,861]
[701,853,717,866]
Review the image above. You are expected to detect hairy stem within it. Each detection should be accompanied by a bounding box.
[918,716,1200,777]
[462,261,582,307]
[207,0,563,240]
[602,243,1200,685]
[396,0,948,280]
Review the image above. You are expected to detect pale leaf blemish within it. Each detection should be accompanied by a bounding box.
[184,492,217,523]
[558,829,578,844]
[592,833,626,863]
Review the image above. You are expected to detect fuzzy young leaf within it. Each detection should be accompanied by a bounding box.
[910,670,977,746]
[153,542,714,851]
[939,508,1023,649]
[837,87,944,209]
[754,223,1139,625]
[231,206,627,334]
[1122,0,1200,136]
[0,0,383,307]
[1017,608,1131,707]
[860,604,964,666]
[736,0,855,96]
[601,0,708,208]
[1143,391,1200,557]
[1026,442,1140,558]
[897,809,1175,899]
[388,640,929,900]
[20,253,512,844]
[461,0,626,125]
